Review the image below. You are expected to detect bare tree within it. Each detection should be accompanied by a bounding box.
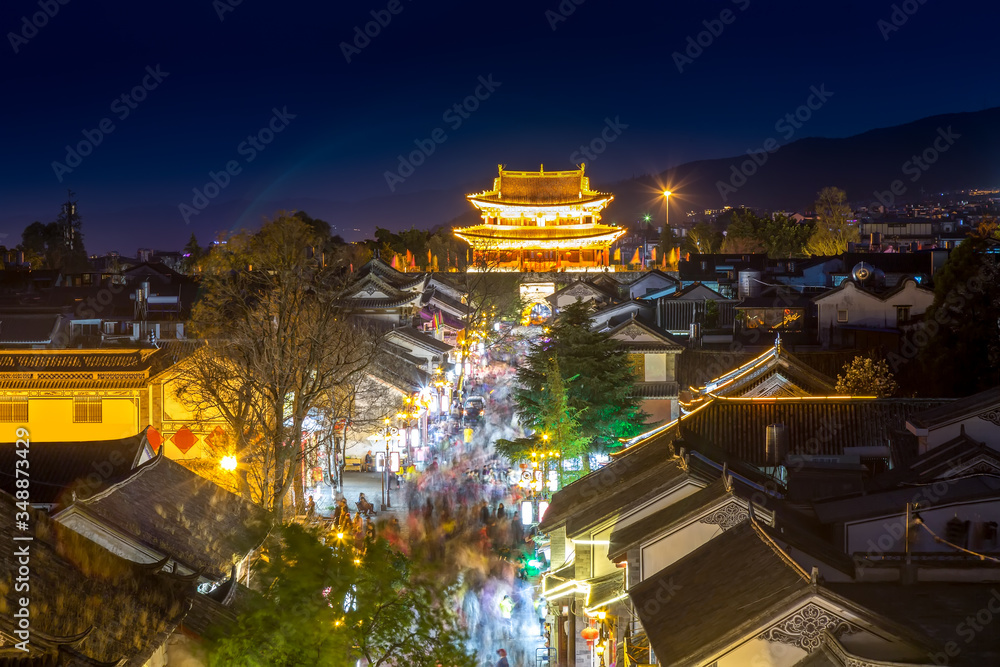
[180,214,381,521]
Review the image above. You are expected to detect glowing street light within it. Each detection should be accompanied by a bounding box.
[220,455,238,471]
[663,190,672,233]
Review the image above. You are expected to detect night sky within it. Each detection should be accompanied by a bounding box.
[2,0,997,254]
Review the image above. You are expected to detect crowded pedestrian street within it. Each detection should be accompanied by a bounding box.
[302,359,553,665]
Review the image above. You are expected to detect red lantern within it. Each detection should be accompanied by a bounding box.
[581,625,599,649]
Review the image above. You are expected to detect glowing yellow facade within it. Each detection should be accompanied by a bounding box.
[0,348,224,459]
[455,165,623,271]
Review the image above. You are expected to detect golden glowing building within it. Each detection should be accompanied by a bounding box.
[455,165,623,271]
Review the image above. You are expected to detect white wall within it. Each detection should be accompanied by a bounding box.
[925,414,1000,450]
[644,353,667,382]
[641,520,721,580]
[846,498,1000,556]
[717,637,806,667]
[816,280,934,346]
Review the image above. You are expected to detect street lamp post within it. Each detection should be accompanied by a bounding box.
[371,422,398,510]
[663,190,672,234]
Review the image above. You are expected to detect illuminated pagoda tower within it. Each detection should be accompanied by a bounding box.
[454,164,624,271]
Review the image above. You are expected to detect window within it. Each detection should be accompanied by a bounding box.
[73,396,102,423]
[896,305,911,323]
[837,309,848,323]
[0,397,28,422]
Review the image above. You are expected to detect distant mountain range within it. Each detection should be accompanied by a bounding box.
[601,106,1000,224]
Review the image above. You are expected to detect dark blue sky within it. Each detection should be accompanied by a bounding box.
[2,0,997,253]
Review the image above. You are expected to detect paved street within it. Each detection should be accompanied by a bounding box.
[301,362,551,666]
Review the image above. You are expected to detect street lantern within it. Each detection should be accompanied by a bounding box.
[219,455,237,471]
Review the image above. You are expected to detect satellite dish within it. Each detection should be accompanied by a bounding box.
[852,262,875,284]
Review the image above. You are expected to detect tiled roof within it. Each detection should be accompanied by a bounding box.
[689,344,837,399]
[824,583,1000,665]
[467,167,612,206]
[908,386,1000,429]
[73,454,272,580]
[0,433,149,506]
[868,431,1000,491]
[676,396,949,466]
[346,294,422,309]
[0,348,157,372]
[813,475,1000,524]
[547,279,615,303]
[629,520,810,666]
[586,568,625,609]
[0,313,61,343]
[368,353,432,394]
[426,288,468,316]
[0,491,190,665]
[812,276,932,304]
[386,326,454,354]
[358,258,424,289]
[668,281,731,300]
[539,444,686,536]
[606,317,685,348]
[631,381,680,398]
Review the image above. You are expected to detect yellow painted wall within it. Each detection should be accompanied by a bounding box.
[149,363,227,461]
[18,395,139,443]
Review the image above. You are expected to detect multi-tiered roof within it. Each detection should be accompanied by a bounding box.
[455,165,624,251]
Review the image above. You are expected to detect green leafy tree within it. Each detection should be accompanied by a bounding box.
[760,214,812,258]
[835,356,899,397]
[805,187,857,256]
[721,210,763,253]
[497,356,589,484]
[659,223,678,259]
[917,235,1000,396]
[208,524,476,667]
[513,301,646,458]
[683,221,723,254]
[18,191,89,271]
[181,233,203,273]
[19,220,53,268]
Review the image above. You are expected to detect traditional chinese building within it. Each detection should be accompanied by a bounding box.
[454,165,624,271]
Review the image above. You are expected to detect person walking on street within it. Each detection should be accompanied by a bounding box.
[498,595,514,638]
